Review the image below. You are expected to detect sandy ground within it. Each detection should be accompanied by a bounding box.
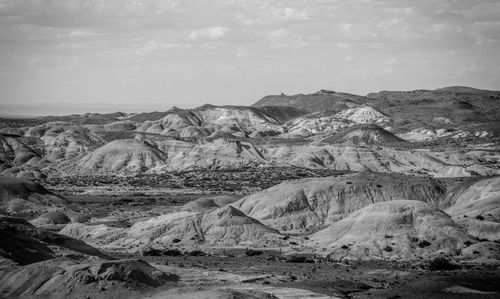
[105,248,500,299]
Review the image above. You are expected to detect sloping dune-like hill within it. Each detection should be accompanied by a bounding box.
[76,139,168,174]
[321,124,404,145]
[0,258,177,298]
[335,105,391,124]
[181,195,239,212]
[308,200,473,260]
[232,173,446,232]
[62,205,283,250]
[0,176,66,215]
[445,176,500,241]
[136,105,287,138]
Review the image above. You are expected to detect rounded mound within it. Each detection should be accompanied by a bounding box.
[322,124,404,145]
[233,173,446,232]
[181,195,238,212]
[0,258,178,298]
[0,176,49,202]
[77,139,168,173]
[33,211,70,225]
[309,200,473,260]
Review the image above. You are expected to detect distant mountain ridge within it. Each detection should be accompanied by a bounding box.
[252,89,370,113]
[0,85,499,179]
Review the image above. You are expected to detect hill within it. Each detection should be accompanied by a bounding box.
[308,200,473,260]
[321,124,404,145]
[231,172,446,232]
[0,176,66,216]
[62,205,284,250]
[76,139,168,174]
[252,90,370,113]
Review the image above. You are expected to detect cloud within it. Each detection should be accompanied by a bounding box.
[337,42,349,50]
[0,0,499,112]
[281,7,310,20]
[189,26,229,40]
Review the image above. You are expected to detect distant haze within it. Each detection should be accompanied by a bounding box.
[1,0,499,116]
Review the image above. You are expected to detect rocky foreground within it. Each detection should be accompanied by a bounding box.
[1,171,499,298]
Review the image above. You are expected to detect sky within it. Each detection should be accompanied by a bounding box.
[0,0,499,116]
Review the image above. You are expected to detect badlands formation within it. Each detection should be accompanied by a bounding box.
[1,86,500,298]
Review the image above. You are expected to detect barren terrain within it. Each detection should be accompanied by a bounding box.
[1,86,500,298]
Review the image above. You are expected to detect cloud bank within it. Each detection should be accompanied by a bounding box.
[0,0,499,115]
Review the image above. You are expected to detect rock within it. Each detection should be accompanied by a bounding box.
[0,258,177,297]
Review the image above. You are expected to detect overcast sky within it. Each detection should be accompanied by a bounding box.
[1,0,499,116]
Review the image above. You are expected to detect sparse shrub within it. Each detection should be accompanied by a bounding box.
[428,257,459,271]
[418,240,431,248]
[245,249,263,256]
[140,247,162,256]
[341,245,350,249]
[383,246,393,252]
[464,240,473,246]
[384,234,393,239]
[163,249,182,256]
[476,215,485,220]
[7,198,25,212]
[187,250,206,256]
[408,236,419,243]
[346,181,352,185]
[172,238,181,243]
[285,255,314,263]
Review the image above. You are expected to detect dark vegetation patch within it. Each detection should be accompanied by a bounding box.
[285,255,315,263]
[44,167,350,195]
[428,257,460,271]
[418,240,432,248]
[245,249,263,256]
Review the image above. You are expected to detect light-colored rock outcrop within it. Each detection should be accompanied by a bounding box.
[335,106,391,124]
